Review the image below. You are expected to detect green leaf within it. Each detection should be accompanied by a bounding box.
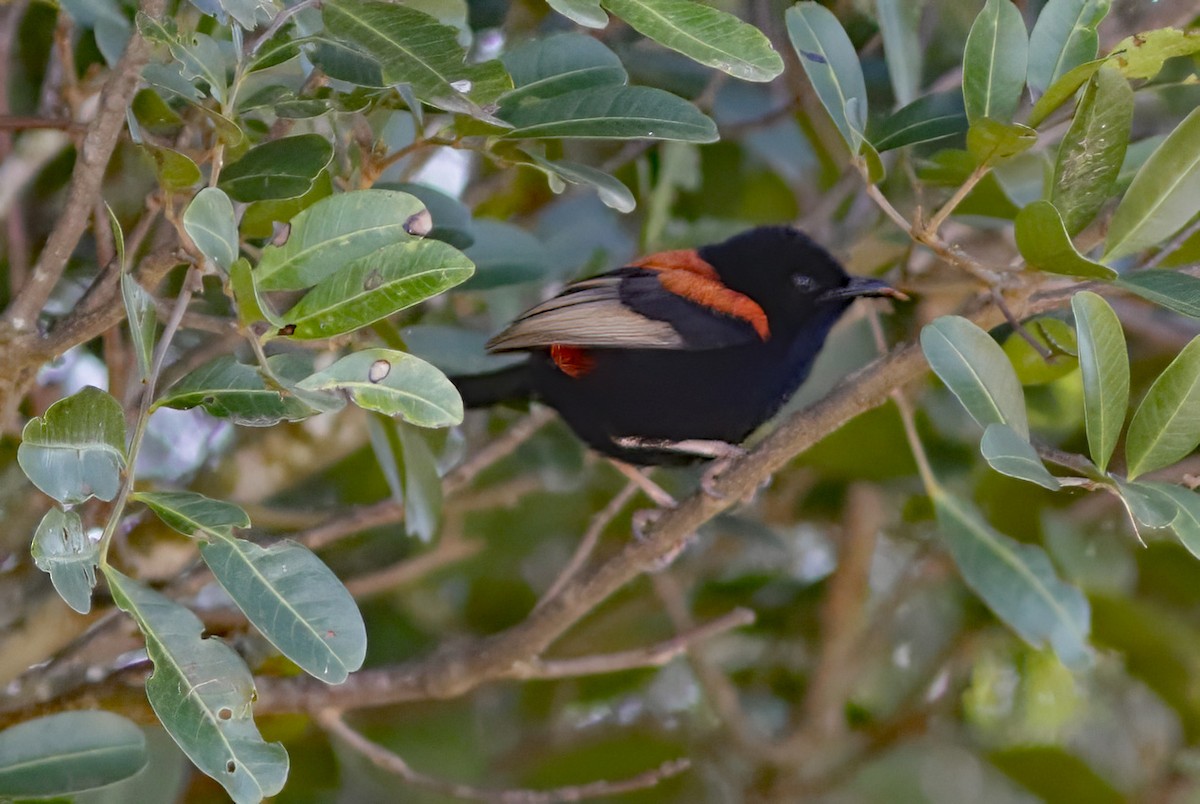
[31,508,98,614]
[367,416,443,542]
[547,0,607,28]
[785,2,868,152]
[137,490,367,684]
[1002,318,1078,386]
[18,387,126,505]
[218,134,334,202]
[230,256,278,328]
[871,90,967,152]
[280,239,473,340]
[521,152,636,213]
[1126,335,1200,479]
[385,182,475,249]
[1015,201,1118,280]
[121,274,157,381]
[1116,270,1200,319]
[104,568,288,804]
[137,16,228,105]
[1110,27,1200,80]
[1115,479,1177,529]
[498,85,718,142]
[599,0,783,82]
[1144,483,1200,559]
[155,354,333,426]
[296,348,464,427]
[321,0,511,111]
[980,423,1061,490]
[933,486,1090,668]
[139,144,201,190]
[499,34,626,107]
[875,0,925,108]
[962,0,1029,125]
[966,118,1036,166]
[1104,107,1200,262]
[1072,291,1129,473]
[921,315,1029,439]
[255,189,430,291]
[1050,65,1132,235]
[0,712,146,797]
[1026,57,1106,128]
[183,187,238,271]
[461,220,556,288]
[1027,0,1110,95]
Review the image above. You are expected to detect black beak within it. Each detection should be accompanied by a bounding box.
[820,276,909,302]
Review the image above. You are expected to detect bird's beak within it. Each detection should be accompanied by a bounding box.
[820,276,909,302]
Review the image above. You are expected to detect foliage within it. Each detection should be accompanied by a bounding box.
[0,0,1198,801]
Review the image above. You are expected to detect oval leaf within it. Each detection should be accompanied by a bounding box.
[255,189,429,291]
[1110,27,1200,81]
[600,0,783,82]
[1050,64,1132,235]
[18,386,126,505]
[0,712,146,797]
[1015,201,1118,280]
[1027,0,1110,95]
[1104,107,1200,262]
[1126,335,1200,479]
[962,0,1029,125]
[876,0,924,108]
[140,143,201,190]
[547,0,607,28]
[155,355,331,426]
[981,423,1061,489]
[933,486,1090,668]
[498,85,718,142]
[32,507,99,614]
[499,34,626,107]
[281,239,474,340]
[104,568,288,804]
[182,187,237,271]
[1072,291,1129,473]
[871,91,967,152]
[218,134,333,202]
[920,316,1029,439]
[296,348,464,427]
[785,2,867,152]
[1117,270,1200,319]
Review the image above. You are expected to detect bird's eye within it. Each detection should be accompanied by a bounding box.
[792,275,817,291]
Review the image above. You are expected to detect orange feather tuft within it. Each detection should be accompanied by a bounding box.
[550,344,596,377]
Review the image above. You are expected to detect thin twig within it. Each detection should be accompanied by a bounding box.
[1142,214,1200,271]
[537,481,640,609]
[317,709,691,803]
[345,538,483,599]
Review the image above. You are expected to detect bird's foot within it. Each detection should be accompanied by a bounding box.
[698,445,749,500]
[613,436,746,462]
[631,508,663,542]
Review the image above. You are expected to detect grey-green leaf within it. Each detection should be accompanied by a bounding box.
[871,90,967,152]
[1144,482,1200,559]
[547,0,607,28]
[1116,479,1178,529]
[255,189,429,291]
[933,486,1090,668]
[32,507,99,614]
[499,34,626,107]
[962,0,1029,125]
[104,568,288,804]
[1117,271,1200,320]
[1015,200,1118,280]
[980,423,1061,489]
[155,355,330,426]
[218,134,334,202]
[1027,0,1110,95]
[296,348,464,428]
[875,0,925,108]
[785,1,868,152]
[0,711,146,797]
[600,0,783,82]
[920,316,1029,439]
[367,416,443,542]
[1126,335,1200,479]
[1051,64,1132,235]
[121,274,157,381]
[1104,107,1200,262]
[1072,291,1129,473]
[461,220,556,288]
[18,387,126,505]
[183,187,238,271]
[280,238,474,340]
[137,489,366,684]
[499,85,718,142]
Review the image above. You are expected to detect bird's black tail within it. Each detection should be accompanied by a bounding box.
[451,361,535,408]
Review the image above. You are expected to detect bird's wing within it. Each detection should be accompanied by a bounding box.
[486,265,767,353]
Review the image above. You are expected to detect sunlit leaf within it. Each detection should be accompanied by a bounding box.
[966,118,1036,166]
[785,2,868,152]
[139,143,201,190]
[1126,335,1200,479]
[962,0,1029,125]
[104,568,288,804]
[1002,318,1078,386]
[1026,56,1107,128]
[980,423,1061,490]
[1104,107,1200,262]
[18,387,126,505]
[218,134,334,202]
[1027,0,1110,95]
[921,316,1029,439]
[0,712,146,797]
[183,187,238,271]
[1117,271,1200,319]
[1072,291,1129,473]
[1110,27,1200,80]
[1015,201,1117,280]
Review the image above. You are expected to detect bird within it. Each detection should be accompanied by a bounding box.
[453,226,905,467]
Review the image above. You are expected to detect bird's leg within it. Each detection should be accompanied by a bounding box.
[613,436,746,462]
[608,458,677,509]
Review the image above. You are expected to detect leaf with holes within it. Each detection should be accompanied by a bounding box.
[18,387,126,505]
[104,568,287,804]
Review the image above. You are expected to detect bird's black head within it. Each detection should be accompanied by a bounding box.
[698,226,900,327]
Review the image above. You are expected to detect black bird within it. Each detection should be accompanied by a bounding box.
[454,226,904,465]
